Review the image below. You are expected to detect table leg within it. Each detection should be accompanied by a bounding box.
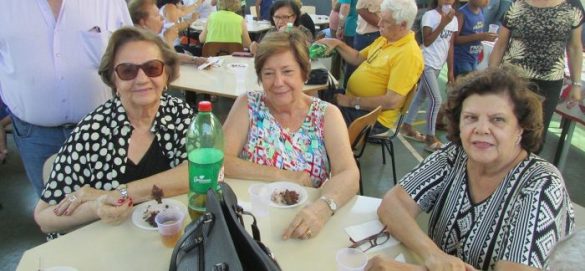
[553,117,576,171]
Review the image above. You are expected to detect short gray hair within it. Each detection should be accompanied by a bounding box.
[546,228,585,271]
[380,0,418,29]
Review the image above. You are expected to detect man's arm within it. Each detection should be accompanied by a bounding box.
[337,3,350,39]
[357,8,379,27]
[336,88,406,111]
[317,38,366,66]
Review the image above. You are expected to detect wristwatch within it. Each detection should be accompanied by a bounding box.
[116,184,129,200]
[353,97,361,110]
[319,196,337,216]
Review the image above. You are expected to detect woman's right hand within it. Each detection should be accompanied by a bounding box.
[54,184,108,216]
[291,170,312,187]
[95,194,134,225]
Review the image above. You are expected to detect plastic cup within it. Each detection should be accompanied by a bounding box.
[488,24,499,34]
[228,63,248,94]
[155,209,185,248]
[442,4,451,14]
[248,183,269,217]
[336,248,368,271]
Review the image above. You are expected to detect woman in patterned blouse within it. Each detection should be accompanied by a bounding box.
[488,0,584,145]
[367,66,574,271]
[223,30,359,240]
[34,27,193,234]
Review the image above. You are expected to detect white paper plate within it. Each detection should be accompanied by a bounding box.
[265,181,308,208]
[131,198,187,231]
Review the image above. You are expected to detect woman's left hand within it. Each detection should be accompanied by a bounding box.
[96,194,134,225]
[282,201,330,240]
[54,184,108,216]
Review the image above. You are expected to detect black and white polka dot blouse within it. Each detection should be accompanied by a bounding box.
[41,94,193,205]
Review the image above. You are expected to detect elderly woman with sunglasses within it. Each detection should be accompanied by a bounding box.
[33,27,192,236]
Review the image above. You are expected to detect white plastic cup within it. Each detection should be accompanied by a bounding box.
[155,209,185,247]
[336,248,368,271]
[441,4,451,15]
[488,24,499,34]
[228,63,248,94]
[248,183,269,217]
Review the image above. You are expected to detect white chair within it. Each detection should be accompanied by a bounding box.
[300,6,316,15]
[42,154,57,185]
[250,6,257,18]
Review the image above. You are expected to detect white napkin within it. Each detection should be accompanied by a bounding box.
[344,220,400,253]
[394,253,406,263]
[197,57,222,70]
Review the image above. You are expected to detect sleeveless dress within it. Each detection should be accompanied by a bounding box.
[240,91,330,188]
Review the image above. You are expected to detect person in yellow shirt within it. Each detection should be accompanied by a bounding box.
[318,0,423,133]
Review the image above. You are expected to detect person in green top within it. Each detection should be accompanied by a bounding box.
[199,0,252,48]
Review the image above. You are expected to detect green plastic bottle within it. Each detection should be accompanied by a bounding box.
[286,22,293,32]
[309,42,332,60]
[186,101,224,220]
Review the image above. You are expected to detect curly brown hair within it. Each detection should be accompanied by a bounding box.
[445,65,544,153]
[98,27,179,96]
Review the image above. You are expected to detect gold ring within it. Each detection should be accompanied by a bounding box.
[67,194,78,202]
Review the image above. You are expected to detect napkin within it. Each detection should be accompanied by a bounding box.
[344,220,400,253]
[394,253,406,263]
[197,57,223,70]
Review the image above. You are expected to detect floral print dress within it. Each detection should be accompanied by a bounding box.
[502,0,584,81]
[240,91,330,188]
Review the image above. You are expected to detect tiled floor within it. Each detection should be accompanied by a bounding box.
[1,96,583,271]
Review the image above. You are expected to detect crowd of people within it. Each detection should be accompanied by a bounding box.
[0,0,583,270]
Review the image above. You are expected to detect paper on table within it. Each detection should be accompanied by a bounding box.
[344,220,400,253]
[197,57,223,70]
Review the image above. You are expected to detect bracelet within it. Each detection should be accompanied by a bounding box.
[572,81,582,87]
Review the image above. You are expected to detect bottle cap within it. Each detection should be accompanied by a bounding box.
[198,101,212,112]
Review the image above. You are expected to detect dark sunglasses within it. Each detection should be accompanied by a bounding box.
[348,226,390,252]
[114,60,165,80]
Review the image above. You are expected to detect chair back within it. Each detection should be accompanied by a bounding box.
[42,154,57,185]
[202,42,244,57]
[348,106,382,158]
[300,6,316,14]
[250,6,257,18]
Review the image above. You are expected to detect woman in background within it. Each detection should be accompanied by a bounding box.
[199,0,252,48]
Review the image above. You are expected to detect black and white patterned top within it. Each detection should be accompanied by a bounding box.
[502,0,584,81]
[400,143,575,270]
[41,94,193,205]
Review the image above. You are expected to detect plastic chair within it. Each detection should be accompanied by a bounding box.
[201,42,244,57]
[42,153,57,185]
[368,84,418,185]
[348,106,382,195]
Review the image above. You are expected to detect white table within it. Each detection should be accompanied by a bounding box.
[17,179,419,271]
[171,55,332,99]
[190,18,273,34]
[310,14,330,29]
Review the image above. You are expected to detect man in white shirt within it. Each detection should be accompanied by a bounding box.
[0,0,132,197]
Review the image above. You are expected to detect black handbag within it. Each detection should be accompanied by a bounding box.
[169,183,281,271]
[306,68,329,85]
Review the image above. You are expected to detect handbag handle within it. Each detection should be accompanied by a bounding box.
[169,212,215,271]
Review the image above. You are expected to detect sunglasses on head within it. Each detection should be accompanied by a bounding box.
[114,59,165,80]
